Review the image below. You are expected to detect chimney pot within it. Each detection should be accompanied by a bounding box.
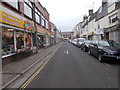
[88,9,93,16]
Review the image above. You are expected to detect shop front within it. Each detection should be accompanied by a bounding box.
[2,28,33,58]
[37,26,45,48]
[1,6,35,59]
[44,30,51,47]
[88,32,94,40]
[93,29,104,40]
[105,25,120,43]
[50,35,55,45]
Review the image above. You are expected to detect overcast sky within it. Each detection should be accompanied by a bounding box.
[39,0,102,32]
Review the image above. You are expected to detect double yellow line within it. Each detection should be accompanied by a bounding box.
[19,44,62,90]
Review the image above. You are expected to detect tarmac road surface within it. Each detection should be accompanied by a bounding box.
[25,42,119,88]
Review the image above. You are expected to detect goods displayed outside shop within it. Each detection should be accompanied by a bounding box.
[0,4,49,59]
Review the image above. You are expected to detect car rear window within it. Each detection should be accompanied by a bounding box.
[98,41,110,46]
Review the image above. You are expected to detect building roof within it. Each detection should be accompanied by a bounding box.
[96,3,108,21]
[88,12,97,22]
[115,1,120,9]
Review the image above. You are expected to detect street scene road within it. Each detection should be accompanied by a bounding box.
[24,42,119,88]
[1,0,120,89]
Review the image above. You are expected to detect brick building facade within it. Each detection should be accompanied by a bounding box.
[0,0,51,59]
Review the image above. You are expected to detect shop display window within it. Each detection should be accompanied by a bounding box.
[2,28,34,57]
[2,29,15,56]
[16,31,24,50]
[25,33,32,47]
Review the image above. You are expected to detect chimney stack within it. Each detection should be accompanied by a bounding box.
[88,9,93,16]
[102,0,107,6]
[83,15,88,21]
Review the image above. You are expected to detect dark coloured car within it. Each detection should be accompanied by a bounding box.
[88,40,120,62]
[81,40,92,52]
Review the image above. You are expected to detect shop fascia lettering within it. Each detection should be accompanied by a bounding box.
[0,5,35,31]
[0,10,24,28]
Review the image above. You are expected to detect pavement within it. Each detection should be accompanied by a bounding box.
[25,42,119,88]
[1,42,62,89]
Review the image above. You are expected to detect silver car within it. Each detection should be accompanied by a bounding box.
[77,38,85,47]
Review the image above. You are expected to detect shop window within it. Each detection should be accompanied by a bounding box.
[25,33,32,47]
[16,31,24,50]
[2,29,15,56]
[4,0,19,9]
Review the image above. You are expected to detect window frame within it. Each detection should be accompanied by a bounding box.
[41,15,45,27]
[109,13,118,24]
[46,19,49,29]
[24,0,33,19]
[35,8,41,24]
[3,0,20,12]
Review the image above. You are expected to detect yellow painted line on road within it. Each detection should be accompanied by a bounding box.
[19,44,62,90]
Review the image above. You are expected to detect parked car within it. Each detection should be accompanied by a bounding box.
[72,39,77,45]
[76,38,85,47]
[88,40,120,62]
[69,39,72,43]
[81,40,92,52]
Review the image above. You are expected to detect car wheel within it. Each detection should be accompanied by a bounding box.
[98,54,103,62]
[88,50,91,55]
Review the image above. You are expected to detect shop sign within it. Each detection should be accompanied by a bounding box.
[24,20,34,31]
[37,27,45,35]
[0,10,24,28]
[94,29,104,35]
[105,25,118,32]
[89,32,94,35]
